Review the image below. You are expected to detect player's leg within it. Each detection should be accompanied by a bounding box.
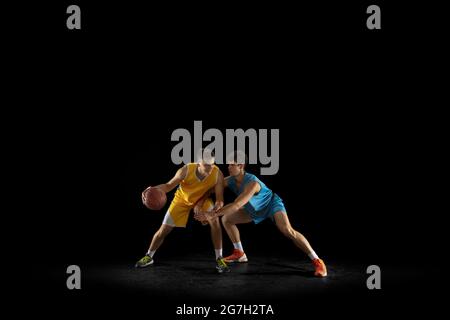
[209,216,223,258]
[273,211,314,254]
[200,198,230,273]
[273,211,327,277]
[209,216,231,273]
[199,199,224,259]
[148,223,174,253]
[222,209,252,263]
[222,209,252,243]
[135,222,174,268]
[136,202,188,268]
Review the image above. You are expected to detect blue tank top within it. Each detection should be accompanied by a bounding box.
[228,173,273,217]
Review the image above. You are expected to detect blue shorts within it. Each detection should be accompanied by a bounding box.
[248,193,287,224]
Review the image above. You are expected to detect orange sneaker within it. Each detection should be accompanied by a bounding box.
[224,249,248,263]
[313,258,327,277]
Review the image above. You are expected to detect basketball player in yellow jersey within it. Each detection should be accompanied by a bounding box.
[135,150,230,273]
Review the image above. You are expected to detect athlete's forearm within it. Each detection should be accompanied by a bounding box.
[214,171,225,203]
[152,166,185,194]
[153,184,173,193]
[214,203,240,218]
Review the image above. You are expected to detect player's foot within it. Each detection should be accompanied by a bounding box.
[135,254,154,268]
[224,249,248,263]
[312,258,327,277]
[216,257,231,273]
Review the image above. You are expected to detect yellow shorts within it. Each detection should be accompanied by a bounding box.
[163,198,214,227]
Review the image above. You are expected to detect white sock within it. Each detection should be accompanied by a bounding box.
[308,250,319,261]
[233,242,244,252]
[215,249,223,260]
[147,250,156,258]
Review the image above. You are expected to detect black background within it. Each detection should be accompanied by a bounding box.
[11,1,446,319]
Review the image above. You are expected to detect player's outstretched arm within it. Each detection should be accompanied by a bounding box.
[213,181,260,218]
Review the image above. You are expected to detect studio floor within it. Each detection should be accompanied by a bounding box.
[31,253,442,319]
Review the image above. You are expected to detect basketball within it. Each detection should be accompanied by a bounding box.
[142,187,167,210]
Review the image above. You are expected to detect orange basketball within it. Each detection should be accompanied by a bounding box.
[142,187,167,210]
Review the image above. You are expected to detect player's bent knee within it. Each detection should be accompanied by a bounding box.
[221,214,230,224]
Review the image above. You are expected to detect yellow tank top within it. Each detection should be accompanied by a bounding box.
[173,163,219,206]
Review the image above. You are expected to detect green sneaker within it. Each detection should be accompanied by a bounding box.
[135,254,154,268]
[216,257,230,273]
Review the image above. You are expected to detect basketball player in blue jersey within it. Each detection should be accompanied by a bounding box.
[195,151,327,277]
